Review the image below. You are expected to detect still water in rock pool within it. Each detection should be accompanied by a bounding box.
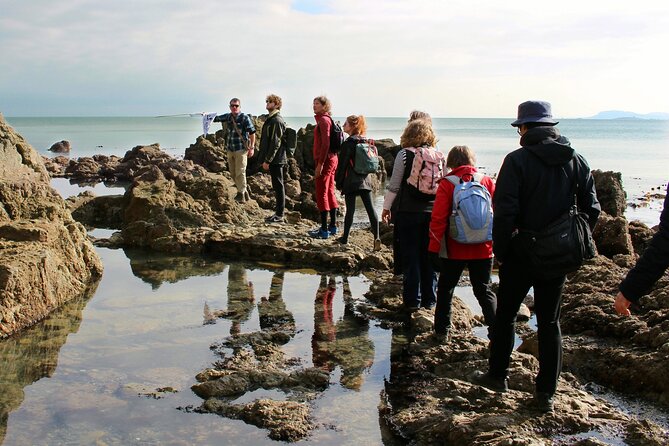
[0,247,408,445]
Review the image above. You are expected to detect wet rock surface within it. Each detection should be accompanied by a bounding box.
[0,114,102,338]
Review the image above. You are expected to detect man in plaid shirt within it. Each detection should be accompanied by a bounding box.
[214,98,256,202]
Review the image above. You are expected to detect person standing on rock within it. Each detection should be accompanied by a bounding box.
[381,119,440,311]
[214,98,256,202]
[309,96,339,239]
[428,145,497,341]
[615,184,669,316]
[471,100,600,413]
[259,94,287,223]
[334,115,381,249]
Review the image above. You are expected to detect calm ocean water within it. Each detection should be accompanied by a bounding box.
[6,116,669,225]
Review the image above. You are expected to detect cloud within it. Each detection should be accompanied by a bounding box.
[1,0,668,116]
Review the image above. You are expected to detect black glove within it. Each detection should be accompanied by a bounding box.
[429,252,442,272]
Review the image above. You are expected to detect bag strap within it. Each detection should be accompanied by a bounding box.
[229,114,251,151]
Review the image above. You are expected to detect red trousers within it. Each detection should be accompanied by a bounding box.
[315,155,339,211]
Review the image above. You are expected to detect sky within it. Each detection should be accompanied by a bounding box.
[1,0,668,118]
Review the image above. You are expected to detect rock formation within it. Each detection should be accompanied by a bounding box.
[48,140,71,153]
[0,114,102,338]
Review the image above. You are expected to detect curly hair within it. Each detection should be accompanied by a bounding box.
[313,95,332,113]
[400,119,437,148]
[446,145,476,169]
[345,115,367,136]
[408,110,432,125]
[266,94,282,110]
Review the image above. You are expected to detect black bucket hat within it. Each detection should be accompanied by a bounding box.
[511,100,558,127]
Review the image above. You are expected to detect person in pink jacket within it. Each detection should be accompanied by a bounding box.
[428,145,497,340]
[310,96,339,239]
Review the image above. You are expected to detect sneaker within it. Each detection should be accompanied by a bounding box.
[308,228,329,239]
[529,392,554,413]
[469,370,508,393]
[373,238,382,251]
[336,236,348,245]
[265,214,277,222]
[266,215,284,223]
[329,225,338,236]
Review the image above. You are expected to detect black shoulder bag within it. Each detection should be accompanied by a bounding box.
[517,158,596,279]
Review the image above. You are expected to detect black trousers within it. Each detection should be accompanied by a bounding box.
[434,257,497,334]
[269,163,285,217]
[342,190,379,242]
[488,259,566,396]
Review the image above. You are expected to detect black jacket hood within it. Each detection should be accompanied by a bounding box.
[521,126,574,166]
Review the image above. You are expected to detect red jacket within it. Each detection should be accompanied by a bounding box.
[428,165,495,259]
[313,113,332,164]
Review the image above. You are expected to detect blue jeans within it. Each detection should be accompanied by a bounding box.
[396,211,437,308]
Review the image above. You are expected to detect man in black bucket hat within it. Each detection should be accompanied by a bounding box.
[471,100,601,413]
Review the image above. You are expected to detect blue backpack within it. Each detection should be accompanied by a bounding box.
[445,173,493,244]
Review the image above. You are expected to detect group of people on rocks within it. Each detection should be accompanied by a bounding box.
[214,97,669,414]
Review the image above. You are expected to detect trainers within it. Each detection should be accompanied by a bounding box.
[469,370,508,393]
[308,228,329,239]
[373,238,382,251]
[329,225,338,236]
[336,236,348,245]
[266,215,284,223]
[530,392,554,413]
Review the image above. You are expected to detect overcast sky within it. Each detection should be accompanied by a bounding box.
[1,0,667,118]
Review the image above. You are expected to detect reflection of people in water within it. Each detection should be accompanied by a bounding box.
[258,271,296,340]
[225,264,255,335]
[311,275,375,390]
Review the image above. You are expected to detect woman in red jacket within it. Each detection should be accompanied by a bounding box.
[428,145,497,340]
[310,96,339,239]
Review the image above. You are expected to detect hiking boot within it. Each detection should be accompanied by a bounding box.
[433,331,451,344]
[308,228,329,239]
[243,190,251,201]
[234,192,245,203]
[469,370,508,393]
[329,225,338,236]
[529,392,554,413]
[373,238,382,251]
[266,215,284,223]
[336,236,348,245]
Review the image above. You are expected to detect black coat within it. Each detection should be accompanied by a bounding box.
[493,126,601,263]
[335,136,373,195]
[619,184,669,302]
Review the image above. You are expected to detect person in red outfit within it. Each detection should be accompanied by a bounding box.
[428,145,497,340]
[310,96,339,239]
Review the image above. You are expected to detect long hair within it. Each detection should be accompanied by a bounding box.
[400,119,437,148]
[346,115,367,136]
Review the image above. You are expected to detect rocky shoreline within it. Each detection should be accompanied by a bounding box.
[2,113,668,444]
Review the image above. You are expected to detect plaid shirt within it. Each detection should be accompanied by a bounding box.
[214,112,256,152]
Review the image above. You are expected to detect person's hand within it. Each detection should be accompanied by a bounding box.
[262,162,269,171]
[382,209,391,224]
[247,148,255,158]
[614,292,632,316]
[315,162,323,178]
[429,252,442,272]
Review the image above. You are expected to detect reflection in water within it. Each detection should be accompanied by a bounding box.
[225,264,255,336]
[0,282,98,445]
[124,249,227,290]
[258,271,296,337]
[312,276,375,390]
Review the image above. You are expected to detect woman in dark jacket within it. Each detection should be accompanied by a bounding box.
[335,115,380,249]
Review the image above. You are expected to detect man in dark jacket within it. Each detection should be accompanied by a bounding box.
[472,100,601,413]
[615,185,669,315]
[259,94,287,223]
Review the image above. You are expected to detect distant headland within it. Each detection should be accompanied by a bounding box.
[586,110,669,120]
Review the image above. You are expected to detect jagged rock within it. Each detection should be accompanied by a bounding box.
[48,140,70,153]
[592,170,626,217]
[0,113,102,338]
[592,212,633,257]
[184,135,227,173]
[628,219,656,256]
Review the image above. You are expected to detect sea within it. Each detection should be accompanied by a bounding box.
[6,115,669,225]
[1,116,668,445]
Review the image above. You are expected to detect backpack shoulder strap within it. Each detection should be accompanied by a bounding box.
[445,175,460,186]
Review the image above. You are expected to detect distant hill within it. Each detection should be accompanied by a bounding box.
[587,110,669,120]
